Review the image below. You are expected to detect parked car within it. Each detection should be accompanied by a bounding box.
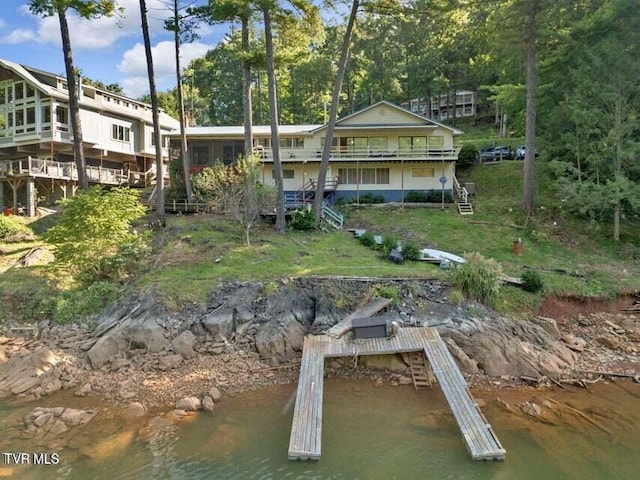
[479,146,514,161]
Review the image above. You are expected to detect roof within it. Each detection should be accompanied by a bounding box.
[0,58,179,130]
[183,125,320,137]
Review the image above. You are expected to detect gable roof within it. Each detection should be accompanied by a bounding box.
[312,100,464,135]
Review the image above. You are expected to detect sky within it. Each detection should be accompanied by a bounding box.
[0,0,226,99]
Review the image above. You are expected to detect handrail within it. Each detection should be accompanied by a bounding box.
[452,176,469,203]
[321,205,344,230]
[0,157,124,184]
[257,146,461,162]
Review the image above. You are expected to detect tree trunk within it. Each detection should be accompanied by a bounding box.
[522,0,539,216]
[174,0,193,203]
[57,7,87,190]
[314,0,359,221]
[263,6,285,233]
[140,0,164,216]
[241,16,253,157]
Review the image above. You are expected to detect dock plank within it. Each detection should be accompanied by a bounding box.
[288,326,505,462]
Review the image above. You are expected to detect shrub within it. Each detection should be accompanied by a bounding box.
[52,281,119,323]
[382,234,399,255]
[401,239,421,261]
[44,186,148,282]
[449,289,465,305]
[521,269,545,293]
[0,216,32,240]
[371,283,400,304]
[457,144,477,167]
[360,230,376,248]
[289,207,316,231]
[359,193,385,204]
[404,191,429,203]
[454,252,503,305]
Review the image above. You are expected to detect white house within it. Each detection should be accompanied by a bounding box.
[0,58,179,216]
[171,101,465,206]
[402,90,477,121]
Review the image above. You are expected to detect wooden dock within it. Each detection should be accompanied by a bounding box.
[288,327,506,461]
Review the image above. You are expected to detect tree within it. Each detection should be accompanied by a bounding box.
[192,157,274,245]
[45,186,147,281]
[139,0,165,216]
[29,0,118,190]
[314,0,359,221]
[165,0,199,203]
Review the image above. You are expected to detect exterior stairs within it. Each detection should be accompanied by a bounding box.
[408,351,434,391]
[320,204,344,231]
[457,203,474,215]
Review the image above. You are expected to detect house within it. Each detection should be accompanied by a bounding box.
[0,58,179,216]
[171,101,465,206]
[401,90,477,121]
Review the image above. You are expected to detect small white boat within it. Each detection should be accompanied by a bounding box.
[419,248,466,264]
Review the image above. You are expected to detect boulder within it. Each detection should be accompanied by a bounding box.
[201,307,235,339]
[87,332,129,369]
[158,354,183,371]
[444,338,479,374]
[175,397,201,411]
[531,316,561,340]
[59,408,97,426]
[202,396,214,412]
[171,331,197,360]
[123,402,147,420]
[597,335,622,350]
[0,348,61,399]
[561,334,586,352]
[209,386,222,402]
[255,318,307,364]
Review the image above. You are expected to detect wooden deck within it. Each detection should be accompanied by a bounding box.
[288,327,506,461]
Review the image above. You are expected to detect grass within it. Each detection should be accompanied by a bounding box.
[1,161,638,319]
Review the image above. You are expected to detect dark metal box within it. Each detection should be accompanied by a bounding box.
[352,317,388,339]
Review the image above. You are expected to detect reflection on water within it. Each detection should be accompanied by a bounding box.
[1,380,639,480]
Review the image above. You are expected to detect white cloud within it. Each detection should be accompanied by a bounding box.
[3,28,36,44]
[0,18,6,29]
[118,40,212,98]
[4,0,174,50]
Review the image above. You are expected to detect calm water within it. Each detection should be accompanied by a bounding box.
[1,380,639,480]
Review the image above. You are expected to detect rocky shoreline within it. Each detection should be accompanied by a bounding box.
[1,279,639,412]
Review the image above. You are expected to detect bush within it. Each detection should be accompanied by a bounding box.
[521,269,545,293]
[289,208,316,231]
[44,187,148,282]
[371,283,399,304]
[401,239,421,261]
[360,230,376,248]
[454,252,503,305]
[359,193,385,204]
[404,191,429,203]
[52,281,119,323]
[449,289,465,305]
[382,234,399,255]
[0,216,32,240]
[457,144,478,167]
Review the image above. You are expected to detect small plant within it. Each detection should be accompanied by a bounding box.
[371,283,400,304]
[289,207,317,231]
[404,191,429,203]
[449,289,465,305]
[382,234,399,255]
[401,239,421,261]
[52,281,119,323]
[0,216,32,240]
[521,269,545,293]
[454,252,503,305]
[360,230,376,248]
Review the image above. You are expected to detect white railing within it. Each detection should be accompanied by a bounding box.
[452,176,469,203]
[0,157,124,185]
[256,145,462,162]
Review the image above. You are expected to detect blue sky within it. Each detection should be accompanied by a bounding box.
[0,0,226,98]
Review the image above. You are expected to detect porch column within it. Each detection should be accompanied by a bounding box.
[27,178,36,217]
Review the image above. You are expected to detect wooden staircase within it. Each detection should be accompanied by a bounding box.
[457,202,474,215]
[408,351,434,391]
[453,176,474,215]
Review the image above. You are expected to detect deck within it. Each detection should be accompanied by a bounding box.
[288,327,506,461]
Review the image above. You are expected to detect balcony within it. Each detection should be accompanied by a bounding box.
[0,157,125,185]
[255,146,461,163]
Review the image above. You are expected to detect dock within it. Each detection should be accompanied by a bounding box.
[288,327,506,461]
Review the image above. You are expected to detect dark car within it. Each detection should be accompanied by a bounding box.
[479,146,514,161]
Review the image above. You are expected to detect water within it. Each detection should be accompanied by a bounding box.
[1,380,639,479]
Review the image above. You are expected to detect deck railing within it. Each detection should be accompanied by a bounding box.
[256,145,462,162]
[452,176,469,203]
[0,157,125,185]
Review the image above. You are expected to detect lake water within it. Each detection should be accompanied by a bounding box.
[1,380,639,479]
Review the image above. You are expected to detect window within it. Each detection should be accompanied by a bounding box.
[338,168,389,185]
[111,124,131,142]
[428,136,444,149]
[412,168,435,178]
[56,106,68,124]
[26,85,35,98]
[43,106,51,123]
[369,137,388,151]
[273,169,295,179]
[399,136,427,155]
[257,138,271,148]
[15,82,24,100]
[192,145,209,165]
[279,137,305,148]
[26,107,35,125]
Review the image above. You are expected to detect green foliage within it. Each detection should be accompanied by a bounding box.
[404,190,452,203]
[404,191,428,203]
[382,234,398,255]
[449,289,464,305]
[289,208,317,231]
[359,193,386,204]
[52,281,118,324]
[520,269,545,293]
[370,283,399,304]
[0,216,32,240]
[401,239,420,261]
[360,230,376,248]
[457,144,478,167]
[454,252,503,305]
[45,187,148,282]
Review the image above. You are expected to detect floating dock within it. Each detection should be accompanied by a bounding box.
[288,327,506,461]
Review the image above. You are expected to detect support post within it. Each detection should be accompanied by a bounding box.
[26,178,36,217]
